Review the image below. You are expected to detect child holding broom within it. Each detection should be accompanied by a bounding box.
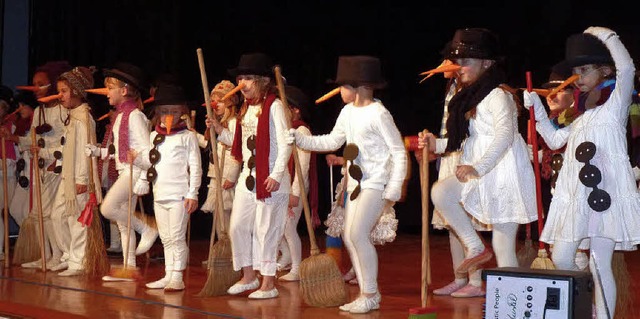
[525,26,640,319]
[286,55,407,314]
[207,52,292,299]
[130,83,202,291]
[43,66,101,276]
[417,28,537,278]
[85,62,158,280]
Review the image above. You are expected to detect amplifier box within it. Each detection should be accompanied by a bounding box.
[483,267,593,319]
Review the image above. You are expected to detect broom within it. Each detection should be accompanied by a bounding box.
[516,223,537,268]
[12,152,40,265]
[79,111,109,277]
[408,130,437,319]
[103,162,141,281]
[196,48,239,297]
[525,71,554,270]
[31,131,47,272]
[275,65,347,307]
[2,137,10,267]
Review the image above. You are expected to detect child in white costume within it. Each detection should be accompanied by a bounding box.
[197,80,240,242]
[287,55,407,314]
[133,83,202,291]
[208,53,292,300]
[86,63,158,277]
[0,93,18,262]
[419,28,537,278]
[47,66,101,276]
[525,26,640,319]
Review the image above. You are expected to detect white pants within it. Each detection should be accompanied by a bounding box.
[100,168,147,266]
[51,187,89,270]
[154,199,190,271]
[229,190,288,276]
[278,201,303,271]
[32,172,63,261]
[344,188,384,294]
[0,171,17,254]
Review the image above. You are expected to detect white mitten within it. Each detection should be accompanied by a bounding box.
[284,128,297,145]
[133,178,150,195]
[84,144,100,157]
[584,26,616,42]
[523,91,549,121]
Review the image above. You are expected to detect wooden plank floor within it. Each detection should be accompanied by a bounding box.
[1,232,639,319]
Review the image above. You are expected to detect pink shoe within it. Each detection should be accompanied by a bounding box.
[450,284,485,298]
[432,281,467,296]
[456,247,493,275]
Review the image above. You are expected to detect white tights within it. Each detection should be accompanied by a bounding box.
[344,188,384,295]
[553,238,616,319]
[278,202,302,272]
[448,232,483,286]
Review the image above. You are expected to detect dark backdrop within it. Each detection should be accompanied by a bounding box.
[23,0,639,237]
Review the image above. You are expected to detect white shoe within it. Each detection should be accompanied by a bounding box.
[339,298,361,312]
[164,280,185,292]
[575,251,589,271]
[21,259,43,269]
[146,277,170,289]
[58,269,83,277]
[50,262,69,272]
[276,263,291,271]
[106,245,123,253]
[135,228,159,255]
[102,275,135,282]
[248,288,279,299]
[349,292,381,314]
[227,278,260,295]
[278,271,300,282]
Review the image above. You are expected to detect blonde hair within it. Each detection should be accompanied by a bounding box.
[104,77,144,109]
[238,75,274,120]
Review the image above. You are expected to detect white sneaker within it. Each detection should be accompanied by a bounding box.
[278,271,300,282]
[164,280,185,292]
[135,228,159,255]
[227,278,260,295]
[349,292,381,314]
[146,277,171,289]
[106,245,123,253]
[50,262,69,272]
[248,288,278,299]
[58,269,83,277]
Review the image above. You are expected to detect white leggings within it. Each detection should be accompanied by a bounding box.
[154,199,189,271]
[344,188,384,294]
[553,238,616,319]
[279,201,302,271]
[432,175,519,267]
[448,232,483,286]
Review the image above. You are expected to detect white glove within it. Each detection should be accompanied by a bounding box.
[284,128,297,145]
[382,186,401,202]
[527,144,543,162]
[584,26,616,42]
[133,178,150,195]
[85,144,100,157]
[523,91,549,121]
[633,166,640,181]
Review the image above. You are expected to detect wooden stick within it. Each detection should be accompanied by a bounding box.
[419,130,431,307]
[526,71,546,250]
[2,137,9,267]
[123,163,133,269]
[31,131,46,272]
[274,65,319,255]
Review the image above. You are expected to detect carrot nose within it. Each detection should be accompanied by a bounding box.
[165,114,174,135]
[547,74,580,98]
[37,93,62,103]
[221,82,245,101]
[97,111,113,121]
[202,100,218,109]
[16,85,41,92]
[85,88,109,96]
[143,96,154,104]
[419,60,461,83]
[315,87,341,105]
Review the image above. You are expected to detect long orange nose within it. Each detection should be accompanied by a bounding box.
[85,88,110,96]
[315,87,341,105]
[165,114,174,135]
[547,74,580,98]
[221,82,245,101]
[419,60,461,83]
[16,85,40,92]
[37,93,62,103]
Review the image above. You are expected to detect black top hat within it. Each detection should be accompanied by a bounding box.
[228,53,273,77]
[284,85,311,122]
[444,28,501,60]
[541,62,574,89]
[153,83,187,106]
[557,33,613,70]
[103,62,147,92]
[333,55,387,89]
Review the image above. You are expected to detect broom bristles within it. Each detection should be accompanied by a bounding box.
[12,215,41,265]
[517,239,537,268]
[530,248,555,270]
[197,237,240,297]
[83,208,110,277]
[613,252,632,319]
[108,265,142,280]
[299,253,348,307]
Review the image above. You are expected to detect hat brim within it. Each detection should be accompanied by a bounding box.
[333,80,387,90]
[556,56,613,70]
[228,67,273,78]
[103,68,145,92]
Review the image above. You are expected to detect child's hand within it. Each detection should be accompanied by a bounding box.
[455,165,479,183]
[264,177,280,192]
[127,149,138,164]
[184,198,198,214]
[325,154,344,166]
[76,184,88,194]
[222,179,235,189]
[417,130,436,152]
[288,194,300,208]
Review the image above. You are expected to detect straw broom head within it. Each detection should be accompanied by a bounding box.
[11,214,41,265]
[530,248,555,270]
[83,205,110,278]
[299,253,348,307]
[196,235,240,297]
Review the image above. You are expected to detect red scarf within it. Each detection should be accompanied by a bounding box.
[231,93,277,200]
[155,122,188,135]
[288,120,320,228]
[98,123,118,187]
[116,100,138,163]
[0,120,16,160]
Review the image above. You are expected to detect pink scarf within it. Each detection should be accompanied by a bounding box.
[116,100,138,163]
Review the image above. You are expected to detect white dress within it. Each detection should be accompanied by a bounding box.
[539,30,640,251]
[437,88,538,225]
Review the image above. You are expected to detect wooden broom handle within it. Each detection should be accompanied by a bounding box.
[274,65,320,255]
[419,130,431,307]
[123,162,133,269]
[31,131,46,272]
[526,71,546,249]
[2,137,9,267]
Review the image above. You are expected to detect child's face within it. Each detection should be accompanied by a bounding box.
[340,85,356,103]
[572,64,604,92]
[57,80,81,109]
[210,93,230,116]
[454,58,490,85]
[158,105,184,127]
[106,78,126,106]
[236,75,267,101]
[32,71,51,99]
[546,88,574,112]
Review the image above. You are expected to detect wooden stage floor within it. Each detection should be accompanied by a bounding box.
[1,232,639,319]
